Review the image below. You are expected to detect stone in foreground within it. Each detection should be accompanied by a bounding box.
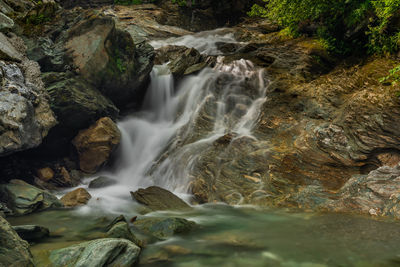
[49,238,140,267]
[60,188,91,207]
[0,180,62,216]
[0,217,34,266]
[130,186,191,212]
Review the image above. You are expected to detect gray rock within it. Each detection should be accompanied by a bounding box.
[89,176,117,189]
[0,217,34,266]
[0,33,22,62]
[0,12,13,31]
[133,217,196,239]
[49,238,140,267]
[106,221,142,247]
[0,180,62,216]
[131,186,191,212]
[12,225,50,242]
[0,61,56,156]
[0,0,13,15]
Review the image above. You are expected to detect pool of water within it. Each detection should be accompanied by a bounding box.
[8,204,400,267]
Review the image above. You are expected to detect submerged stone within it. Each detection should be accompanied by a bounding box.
[133,217,195,239]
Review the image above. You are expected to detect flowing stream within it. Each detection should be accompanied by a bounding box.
[9,29,400,267]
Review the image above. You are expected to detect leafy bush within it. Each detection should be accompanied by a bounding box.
[249,0,400,55]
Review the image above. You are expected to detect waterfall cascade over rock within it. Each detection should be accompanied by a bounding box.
[84,30,268,213]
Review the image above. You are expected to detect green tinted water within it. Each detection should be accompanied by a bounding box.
[8,204,400,267]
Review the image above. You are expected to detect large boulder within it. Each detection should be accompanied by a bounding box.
[0,33,22,62]
[0,217,34,266]
[48,238,140,267]
[43,72,119,131]
[60,188,91,207]
[131,186,191,212]
[64,15,154,108]
[0,60,56,156]
[72,117,121,173]
[0,180,62,215]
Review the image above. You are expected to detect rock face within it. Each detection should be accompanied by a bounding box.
[0,217,34,267]
[155,45,216,76]
[0,180,62,215]
[131,186,191,212]
[72,117,121,173]
[0,60,56,156]
[321,164,400,218]
[133,217,195,239]
[49,238,140,267]
[60,188,91,207]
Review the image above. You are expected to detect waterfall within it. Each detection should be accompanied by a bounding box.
[84,30,268,214]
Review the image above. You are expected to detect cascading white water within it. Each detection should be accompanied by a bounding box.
[82,30,268,214]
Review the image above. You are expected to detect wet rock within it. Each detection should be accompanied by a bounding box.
[89,176,117,189]
[0,217,34,266]
[0,180,62,216]
[106,220,143,247]
[49,238,140,267]
[60,188,91,207]
[134,217,195,239]
[72,117,121,174]
[0,59,57,156]
[168,47,201,76]
[155,45,189,65]
[12,225,50,242]
[131,186,191,212]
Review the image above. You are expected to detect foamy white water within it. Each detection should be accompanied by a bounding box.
[150,28,240,55]
[81,30,268,214]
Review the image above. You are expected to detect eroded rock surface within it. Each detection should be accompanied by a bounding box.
[0,60,56,156]
[0,217,34,267]
[72,117,121,173]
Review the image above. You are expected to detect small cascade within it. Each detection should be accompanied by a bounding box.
[87,30,268,213]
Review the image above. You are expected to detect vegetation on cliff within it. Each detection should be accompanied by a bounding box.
[249,0,400,55]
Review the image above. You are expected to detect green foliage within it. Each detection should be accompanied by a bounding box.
[248,0,400,55]
[380,64,400,85]
[26,13,51,25]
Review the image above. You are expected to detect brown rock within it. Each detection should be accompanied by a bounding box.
[131,186,191,212]
[60,188,91,207]
[37,167,55,182]
[72,117,121,173]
